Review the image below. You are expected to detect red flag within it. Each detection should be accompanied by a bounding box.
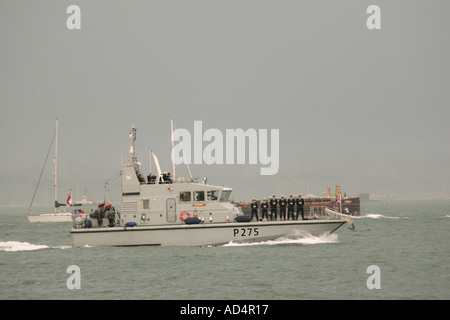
[66,192,72,206]
[334,195,341,205]
[65,189,73,212]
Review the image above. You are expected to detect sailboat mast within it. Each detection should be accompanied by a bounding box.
[54,119,58,213]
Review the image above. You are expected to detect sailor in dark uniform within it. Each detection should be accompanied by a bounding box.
[296,194,305,220]
[287,195,295,220]
[148,172,158,184]
[250,198,259,221]
[279,195,287,220]
[260,198,269,221]
[270,194,278,221]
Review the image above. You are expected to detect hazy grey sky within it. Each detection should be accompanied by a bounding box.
[1,1,449,206]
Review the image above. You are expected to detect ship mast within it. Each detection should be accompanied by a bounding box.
[54,119,58,213]
[171,119,176,179]
[170,119,193,179]
[129,124,137,165]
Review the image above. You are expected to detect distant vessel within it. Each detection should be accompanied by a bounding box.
[71,123,354,247]
[26,120,78,223]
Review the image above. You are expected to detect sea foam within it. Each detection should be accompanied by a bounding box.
[223,232,338,247]
[0,241,70,252]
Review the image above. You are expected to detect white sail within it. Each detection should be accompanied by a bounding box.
[152,152,163,184]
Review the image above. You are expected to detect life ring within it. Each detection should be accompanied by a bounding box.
[180,211,190,222]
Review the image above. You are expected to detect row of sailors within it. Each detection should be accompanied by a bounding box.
[251,194,305,221]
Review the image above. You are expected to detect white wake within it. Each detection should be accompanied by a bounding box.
[0,241,70,252]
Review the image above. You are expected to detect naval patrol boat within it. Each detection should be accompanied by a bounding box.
[71,125,353,247]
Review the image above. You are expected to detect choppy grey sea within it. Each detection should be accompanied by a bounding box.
[1,200,449,300]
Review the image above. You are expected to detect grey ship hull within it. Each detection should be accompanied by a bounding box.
[71,219,345,247]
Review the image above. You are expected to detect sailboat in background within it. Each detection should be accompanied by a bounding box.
[26,119,76,223]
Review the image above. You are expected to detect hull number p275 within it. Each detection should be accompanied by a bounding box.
[233,227,259,237]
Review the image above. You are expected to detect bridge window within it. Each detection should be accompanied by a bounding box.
[194,191,205,201]
[179,191,191,202]
[207,190,220,201]
[220,190,231,202]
